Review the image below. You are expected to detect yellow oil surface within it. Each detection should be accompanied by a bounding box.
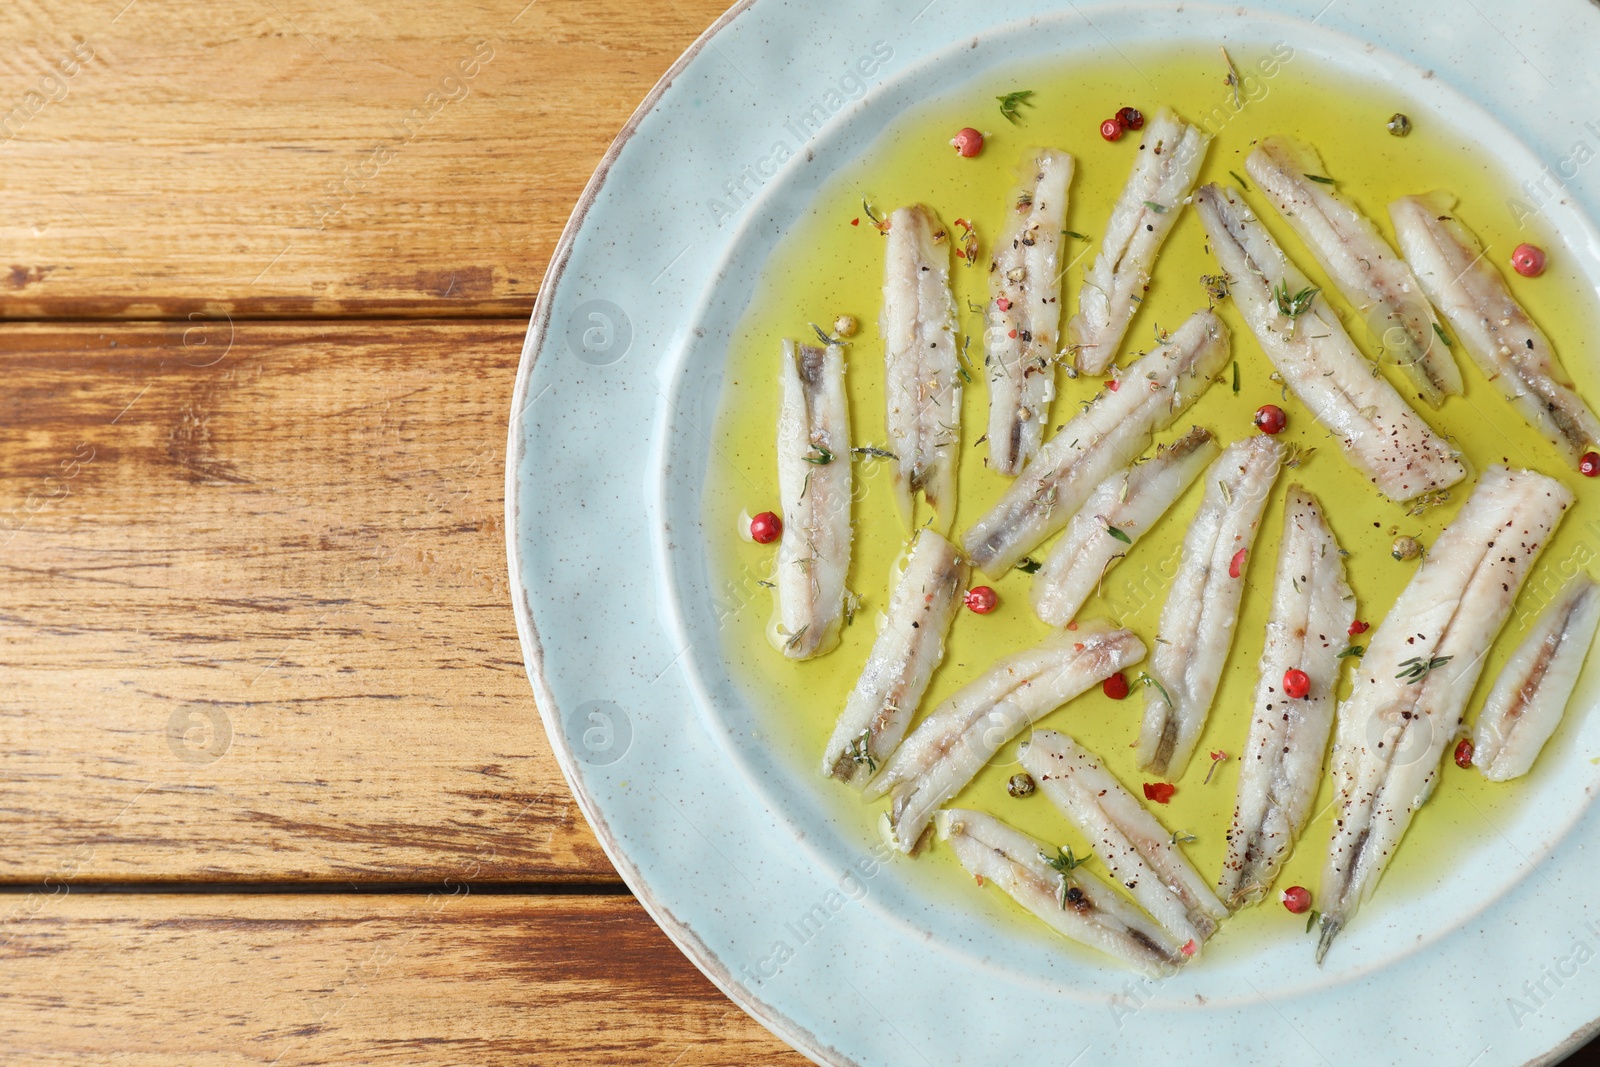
[702,43,1600,958]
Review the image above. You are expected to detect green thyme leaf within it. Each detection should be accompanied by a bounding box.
[1396,654,1452,682]
[1139,672,1174,708]
[1273,280,1321,319]
[997,89,1035,124]
[1041,844,1089,874]
[810,322,847,346]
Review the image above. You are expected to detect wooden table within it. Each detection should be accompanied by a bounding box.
[0,1,808,1061]
[4,2,1594,1064]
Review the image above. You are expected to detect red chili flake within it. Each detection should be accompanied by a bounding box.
[1180,939,1197,957]
[1102,672,1130,700]
[1454,738,1474,769]
[1228,548,1247,579]
[1007,329,1018,338]
[1065,621,1078,631]
[1582,451,1600,478]
[749,511,782,544]
[1281,886,1312,914]
[851,218,860,227]
[1107,379,1120,392]
[1143,782,1176,804]
[1283,668,1311,699]
[1511,243,1547,278]
[975,874,985,887]
[1073,642,1085,651]
[964,586,998,614]
[1100,118,1124,142]
[1348,620,1370,636]
[996,297,1011,311]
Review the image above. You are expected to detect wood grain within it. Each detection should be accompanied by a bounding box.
[0,893,810,1065]
[0,0,731,319]
[8,2,1600,1063]
[0,319,611,883]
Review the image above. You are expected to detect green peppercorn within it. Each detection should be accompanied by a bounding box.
[1392,535,1422,561]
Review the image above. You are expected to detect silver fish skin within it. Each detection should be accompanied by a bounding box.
[963,308,1229,578]
[1245,136,1461,406]
[1137,436,1284,779]
[1317,467,1572,961]
[884,204,962,532]
[1473,577,1600,782]
[1019,729,1228,952]
[1194,184,1465,503]
[774,341,852,659]
[1031,427,1219,627]
[1390,193,1600,464]
[939,808,1185,977]
[1218,486,1355,910]
[986,148,1075,475]
[1067,109,1212,375]
[821,530,968,787]
[867,625,1145,854]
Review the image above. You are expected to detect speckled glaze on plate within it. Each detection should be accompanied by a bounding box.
[507,3,1600,1064]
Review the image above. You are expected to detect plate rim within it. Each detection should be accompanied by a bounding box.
[505,3,1600,1065]
[500,2,856,1063]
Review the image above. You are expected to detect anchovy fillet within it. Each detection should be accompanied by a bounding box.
[986,148,1075,475]
[1019,729,1228,950]
[1067,109,1212,375]
[821,530,968,786]
[1194,184,1465,502]
[867,625,1145,854]
[1473,577,1600,782]
[1218,486,1355,909]
[1246,137,1461,406]
[1390,193,1600,464]
[939,808,1186,976]
[884,204,962,531]
[1031,427,1219,627]
[1138,436,1284,778]
[774,341,852,659]
[1317,467,1572,960]
[963,308,1229,577]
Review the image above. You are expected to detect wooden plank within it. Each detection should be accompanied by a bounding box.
[0,319,612,882]
[0,893,810,1065]
[0,0,729,318]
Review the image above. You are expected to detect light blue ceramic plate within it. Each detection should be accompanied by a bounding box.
[508,2,1600,1064]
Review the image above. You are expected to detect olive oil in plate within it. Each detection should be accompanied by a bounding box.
[702,43,1600,963]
